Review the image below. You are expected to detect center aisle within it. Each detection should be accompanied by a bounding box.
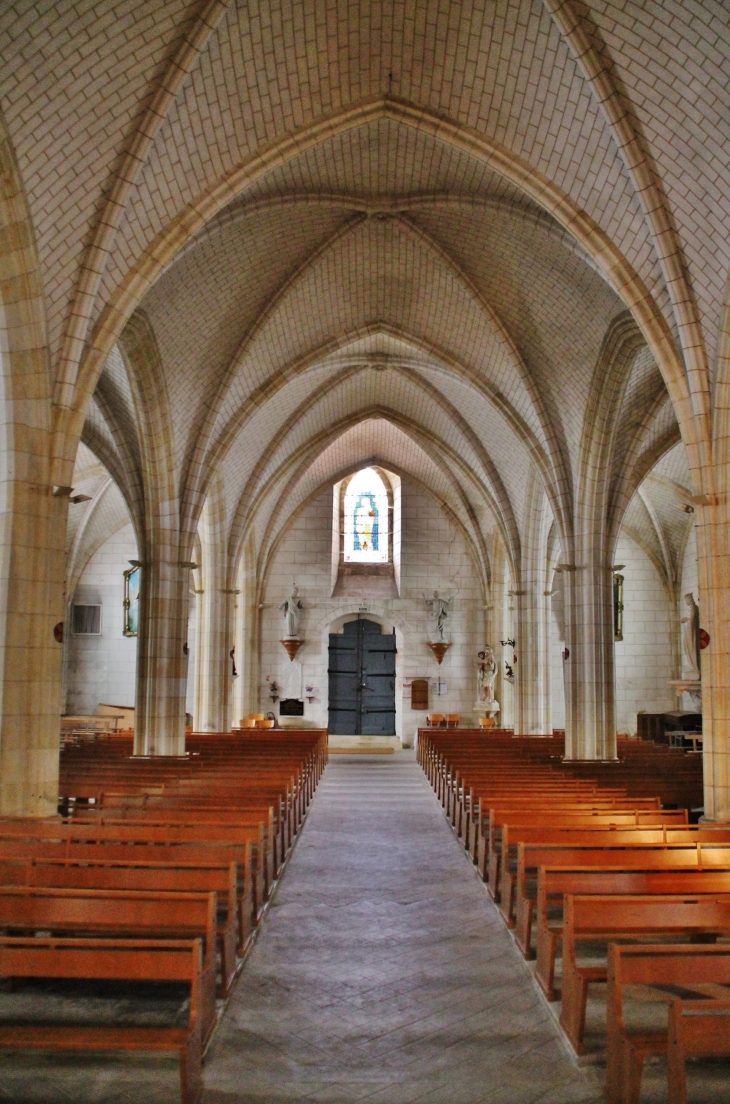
[205,753,602,1104]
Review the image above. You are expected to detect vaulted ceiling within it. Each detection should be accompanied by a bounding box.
[5,1,727,590]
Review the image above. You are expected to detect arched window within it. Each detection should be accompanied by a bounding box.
[343,468,389,564]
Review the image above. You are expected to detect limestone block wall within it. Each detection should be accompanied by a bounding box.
[258,481,484,739]
[65,525,138,715]
[614,533,674,734]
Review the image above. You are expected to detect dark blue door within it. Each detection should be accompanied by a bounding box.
[328,618,396,735]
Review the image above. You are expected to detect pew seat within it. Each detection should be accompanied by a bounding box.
[0,936,204,1104]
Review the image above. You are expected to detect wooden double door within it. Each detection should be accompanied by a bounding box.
[328,618,396,735]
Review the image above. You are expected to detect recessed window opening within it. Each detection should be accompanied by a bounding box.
[344,467,389,564]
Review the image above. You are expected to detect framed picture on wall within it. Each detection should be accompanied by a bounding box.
[123,566,140,637]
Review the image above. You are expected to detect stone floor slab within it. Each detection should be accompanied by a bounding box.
[204,753,603,1104]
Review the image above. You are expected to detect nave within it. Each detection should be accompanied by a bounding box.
[1,752,602,1104]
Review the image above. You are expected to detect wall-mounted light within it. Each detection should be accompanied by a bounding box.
[70,493,92,504]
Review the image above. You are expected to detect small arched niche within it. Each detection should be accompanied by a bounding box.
[331,466,401,597]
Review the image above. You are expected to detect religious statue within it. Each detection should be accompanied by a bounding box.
[280,585,303,639]
[681,592,701,678]
[477,646,497,703]
[423,591,454,641]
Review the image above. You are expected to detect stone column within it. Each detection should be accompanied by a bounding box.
[193,482,233,733]
[193,576,232,733]
[562,559,617,760]
[514,583,552,735]
[0,135,64,813]
[133,550,189,757]
[695,497,730,822]
[0,480,66,814]
[231,534,259,724]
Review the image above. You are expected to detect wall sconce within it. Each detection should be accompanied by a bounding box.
[269,680,279,703]
[305,685,315,703]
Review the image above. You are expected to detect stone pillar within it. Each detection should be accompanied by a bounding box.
[133,551,189,756]
[193,577,232,733]
[695,498,730,821]
[193,483,233,733]
[232,534,259,724]
[0,134,64,813]
[0,480,66,814]
[562,560,617,760]
[514,583,552,735]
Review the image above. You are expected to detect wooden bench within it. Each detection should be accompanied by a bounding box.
[0,936,203,1104]
[494,825,729,920]
[667,998,730,1104]
[466,792,663,862]
[0,818,265,920]
[0,838,256,946]
[512,843,730,957]
[606,943,730,1104]
[559,894,730,1054]
[0,856,240,993]
[0,886,218,1045]
[487,810,688,900]
[533,867,730,1000]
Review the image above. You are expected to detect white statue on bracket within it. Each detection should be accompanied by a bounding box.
[476,646,500,715]
[280,585,303,640]
[423,591,454,642]
[680,592,701,680]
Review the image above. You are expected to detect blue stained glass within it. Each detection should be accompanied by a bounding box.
[343,467,389,564]
[353,493,379,553]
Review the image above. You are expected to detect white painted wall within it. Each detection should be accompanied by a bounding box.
[66,526,200,719]
[65,524,138,715]
[614,532,674,733]
[259,480,484,739]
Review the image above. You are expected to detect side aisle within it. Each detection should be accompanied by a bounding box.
[420,729,730,1102]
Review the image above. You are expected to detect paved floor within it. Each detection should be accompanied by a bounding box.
[203,753,603,1104]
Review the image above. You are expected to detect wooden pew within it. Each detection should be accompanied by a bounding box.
[488,810,689,901]
[606,943,730,1104]
[0,856,240,994]
[534,867,730,1001]
[0,839,256,945]
[667,999,730,1104]
[513,843,730,956]
[559,894,730,1054]
[0,936,204,1104]
[467,792,663,863]
[495,824,730,920]
[0,818,266,917]
[0,886,218,1045]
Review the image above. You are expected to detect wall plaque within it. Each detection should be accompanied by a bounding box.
[279,698,304,716]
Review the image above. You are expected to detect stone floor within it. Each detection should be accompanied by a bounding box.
[203,752,603,1104]
[4,752,729,1102]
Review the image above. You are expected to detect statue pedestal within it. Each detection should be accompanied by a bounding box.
[427,641,451,664]
[668,679,702,711]
[280,638,303,662]
[475,700,500,718]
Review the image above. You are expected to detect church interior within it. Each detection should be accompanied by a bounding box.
[1,1,730,1101]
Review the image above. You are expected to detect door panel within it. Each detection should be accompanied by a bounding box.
[328,619,396,735]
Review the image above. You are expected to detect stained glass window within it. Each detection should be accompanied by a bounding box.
[344,467,389,563]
